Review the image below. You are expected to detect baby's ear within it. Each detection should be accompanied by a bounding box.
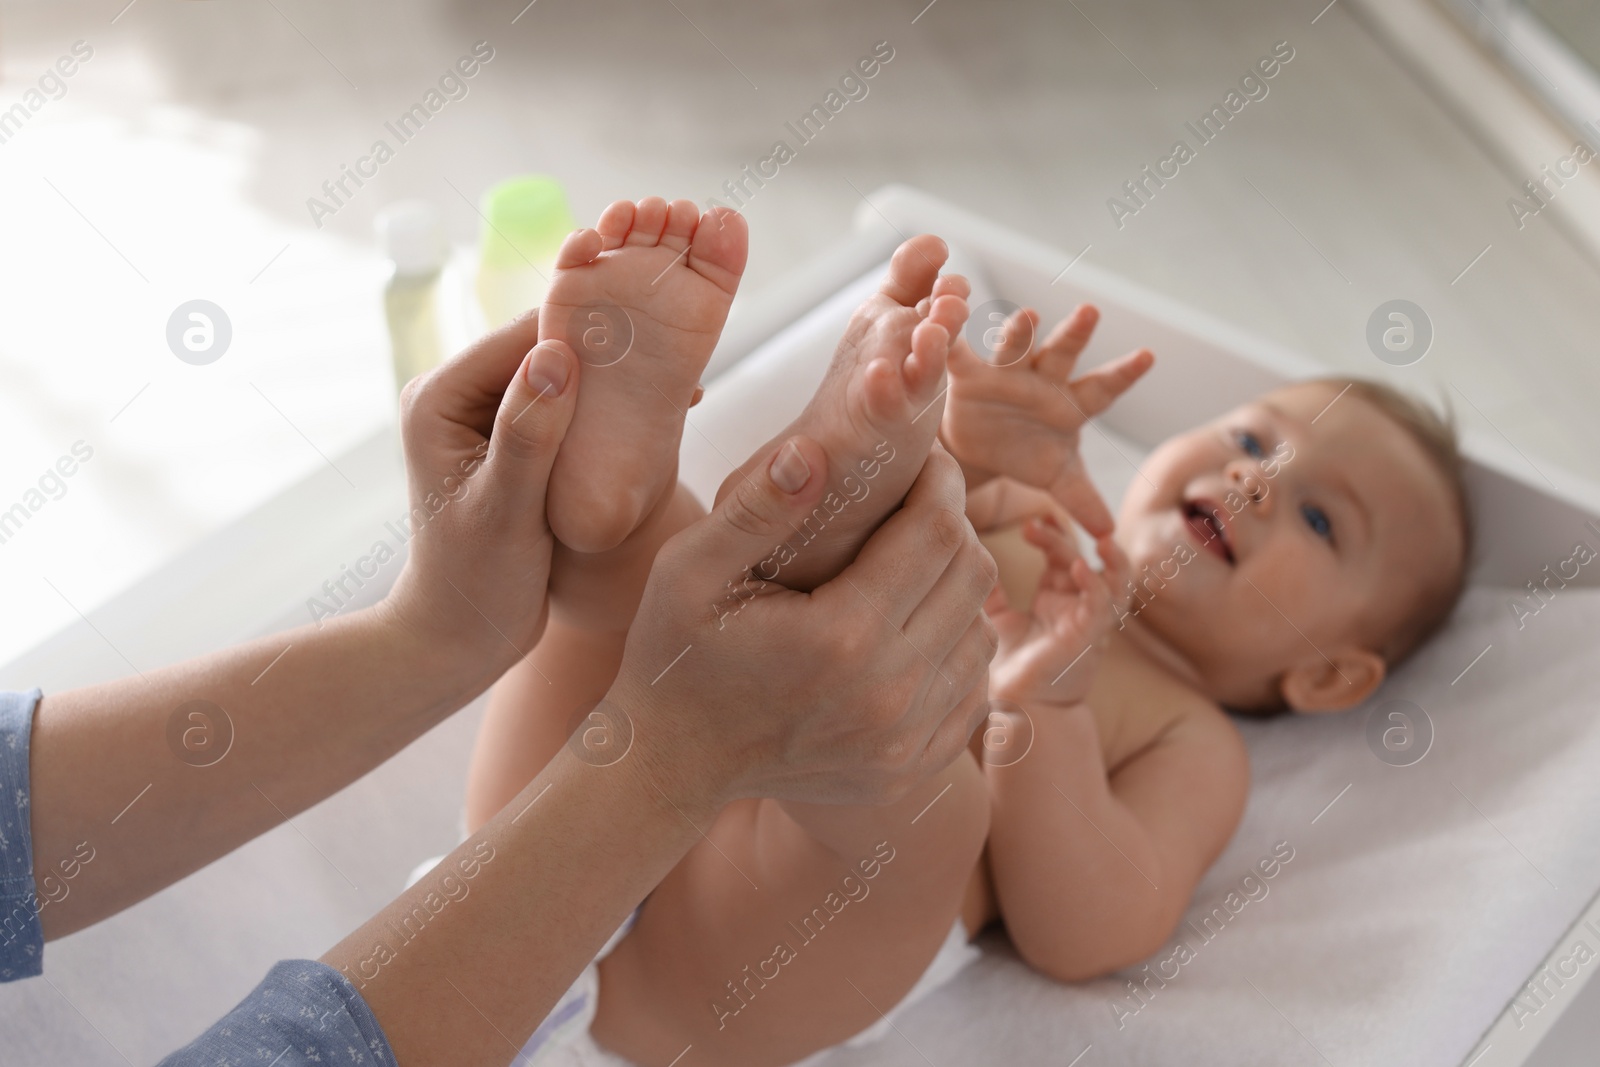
[1279,648,1386,714]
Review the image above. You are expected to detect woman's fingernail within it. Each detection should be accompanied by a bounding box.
[769,440,811,494]
[526,344,571,396]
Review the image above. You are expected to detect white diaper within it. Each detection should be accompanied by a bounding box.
[516,911,638,1065]
[520,919,980,1067]
[791,919,980,1066]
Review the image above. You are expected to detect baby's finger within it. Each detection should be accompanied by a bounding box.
[1070,347,1155,418]
[1079,563,1116,640]
[1068,558,1098,600]
[1096,535,1131,585]
[1022,513,1082,570]
[1028,519,1096,600]
[1034,303,1099,382]
[1077,558,1113,609]
[1096,536,1135,612]
[988,307,1038,368]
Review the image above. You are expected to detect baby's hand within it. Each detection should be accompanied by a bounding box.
[986,515,1131,709]
[941,303,1152,537]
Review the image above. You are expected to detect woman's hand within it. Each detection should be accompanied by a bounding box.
[606,438,1000,812]
[386,312,580,676]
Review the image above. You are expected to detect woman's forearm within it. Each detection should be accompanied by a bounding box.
[323,732,716,1067]
[29,600,512,938]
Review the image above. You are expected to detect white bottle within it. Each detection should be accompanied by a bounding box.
[376,201,447,395]
[475,176,574,330]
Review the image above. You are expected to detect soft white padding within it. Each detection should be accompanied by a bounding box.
[815,581,1600,1067]
[677,258,1600,1067]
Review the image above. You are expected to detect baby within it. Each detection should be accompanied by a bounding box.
[462,197,1472,1066]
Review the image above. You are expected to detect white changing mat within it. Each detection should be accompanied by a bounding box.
[816,584,1600,1067]
[677,259,1600,1066]
[679,261,886,509]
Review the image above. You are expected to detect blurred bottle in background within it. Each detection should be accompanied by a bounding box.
[475,175,574,329]
[376,200,447,394]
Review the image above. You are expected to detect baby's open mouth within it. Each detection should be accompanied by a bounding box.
[1184,499,1234,564]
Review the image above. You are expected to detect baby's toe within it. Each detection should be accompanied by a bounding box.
[659,198,699,252]
[906,317,951,391]
[594,200,635,251]
[926,293,969,337]
[625,196,671,246]
[860,357,908,424]
[880,234,948,308]
[688,206,749,293]
[932,274,970,302]
[554,227,606,269]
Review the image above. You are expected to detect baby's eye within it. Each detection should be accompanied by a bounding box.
[1235,430,1267,458]
[1301,503,1333,542]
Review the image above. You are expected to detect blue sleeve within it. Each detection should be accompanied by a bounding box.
[0,687,395,1061]
[0,688,44,983]
[157,959,397,1066]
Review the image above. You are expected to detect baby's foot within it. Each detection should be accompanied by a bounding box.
[543,197,748,553]
[717,234,969,592]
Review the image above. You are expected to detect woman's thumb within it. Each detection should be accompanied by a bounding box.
[480,341,579,511]
[676,435,829,575]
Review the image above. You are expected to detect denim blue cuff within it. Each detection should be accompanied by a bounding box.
[0,689,44,983]
[157,958,396,1065]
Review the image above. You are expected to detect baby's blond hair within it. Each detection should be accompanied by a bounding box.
[1313,377,1472,664]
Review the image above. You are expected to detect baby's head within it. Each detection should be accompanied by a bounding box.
[1116,378,1470,713]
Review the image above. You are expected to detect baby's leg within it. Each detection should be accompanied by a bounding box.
[592,752,990,1067]
[463,482,705,831]
[462,620,622,834]
[590,246,983,1065]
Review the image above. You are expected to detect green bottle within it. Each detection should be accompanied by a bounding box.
[475,176,575,329]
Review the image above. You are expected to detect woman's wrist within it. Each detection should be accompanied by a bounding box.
[596,683,737,824]
[361,583,523,715]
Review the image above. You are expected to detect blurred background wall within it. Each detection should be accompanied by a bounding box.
[0,0,1597,670]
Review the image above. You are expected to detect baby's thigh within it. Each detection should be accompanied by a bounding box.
[593,757,989,1067]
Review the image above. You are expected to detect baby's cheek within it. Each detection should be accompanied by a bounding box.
[1237,554,1338,644]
